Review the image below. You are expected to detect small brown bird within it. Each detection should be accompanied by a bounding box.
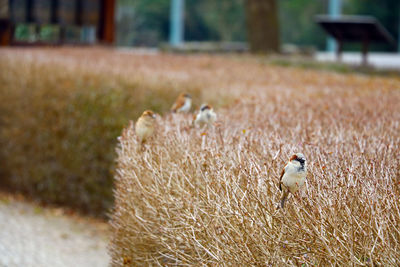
[278,153,307,209]
[135,110,156,144]
[193,104,217,128]
[171,93,192,113]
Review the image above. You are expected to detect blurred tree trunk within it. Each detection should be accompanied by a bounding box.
[245,0,280,53]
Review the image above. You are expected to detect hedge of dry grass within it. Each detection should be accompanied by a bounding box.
[110,64,400,265]
[0,48,235,216]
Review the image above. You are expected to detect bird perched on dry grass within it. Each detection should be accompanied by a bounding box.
[135,110,156,144]
[171,93,192,113]
[193,104,217,128]
[278,153,307,209]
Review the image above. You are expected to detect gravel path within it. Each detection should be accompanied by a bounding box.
[316,52,400,70]
[0,196,110,267]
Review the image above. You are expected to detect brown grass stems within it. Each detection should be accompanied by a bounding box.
[109,56,400,265]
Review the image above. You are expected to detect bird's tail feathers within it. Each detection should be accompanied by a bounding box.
[280,197,286,209]
[278,187,289,210]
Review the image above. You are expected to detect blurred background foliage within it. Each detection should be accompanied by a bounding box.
[11,0,399,51]
[116,0,247,46]
[115,0,399,51]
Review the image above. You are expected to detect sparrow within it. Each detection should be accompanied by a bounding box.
[171,93,192,113]
[193,104,217,128]
[135,110,156,144]
[278,153,307,209]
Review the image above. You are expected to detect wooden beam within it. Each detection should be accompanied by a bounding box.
[99,0,115,44]
[50,0,59,24]
[361,39,369,66]
[26,0,34,22]
[0,19,12,46]
[75,0,83,26]
[0,0,11,45]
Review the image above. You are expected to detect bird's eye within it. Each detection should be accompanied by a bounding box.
[297,158,305,164]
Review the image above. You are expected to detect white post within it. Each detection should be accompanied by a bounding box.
[327,0,342,52]
[169,0,184,47]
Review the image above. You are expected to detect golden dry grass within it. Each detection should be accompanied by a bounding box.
[0,48,399,264]
[109,52,400,265]
[0,48,236,215]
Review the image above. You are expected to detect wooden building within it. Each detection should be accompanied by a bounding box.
[0,0,115,45]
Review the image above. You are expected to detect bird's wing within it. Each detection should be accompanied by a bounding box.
[171,96,185,112]
[278,167,285,191]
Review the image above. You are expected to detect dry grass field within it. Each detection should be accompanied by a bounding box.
[0,48,399,265]
[109,52,400,265]
[0,48,234,215]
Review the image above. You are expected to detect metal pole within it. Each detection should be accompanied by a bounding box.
[337,40,343,62]
[398,5,400,52]
[327,0,342,52]
[362,39,369,66]
[169,0,184,47]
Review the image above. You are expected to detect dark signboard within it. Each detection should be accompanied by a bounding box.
[316,15,396,46]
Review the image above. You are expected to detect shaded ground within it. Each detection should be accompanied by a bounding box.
[0,193,110,267]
